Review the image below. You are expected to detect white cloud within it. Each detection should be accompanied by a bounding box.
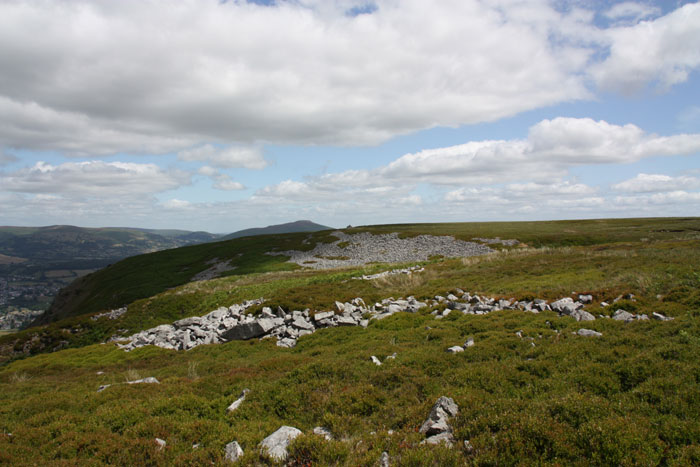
[0,0,594,154]
[0,161,189,196]
[615,190,700,206]
[378,118,700,185]
[592,3,700,92]
[612,173,700,193]
[196,164,246,191]
[161,199,192,210]
[604,2,661,23]
[178,145,267,169]
[212,177,245,191]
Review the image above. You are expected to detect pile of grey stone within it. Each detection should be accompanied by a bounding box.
[116,299,264,351]
[115,296,432,352]
[472,237,520,246]
[267,231,493,270]
[115,289,673,353]
[91,306,127,321]
[353,265,424,280]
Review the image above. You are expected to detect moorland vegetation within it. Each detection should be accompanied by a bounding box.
[1,218,699,465]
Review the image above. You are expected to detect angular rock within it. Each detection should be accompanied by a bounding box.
[260,426,302,461]
[371,355,382,366]
[221,321,267,341]
[612,309,635,322]
[313,311,334,322]
[224,440,244,463]
[155,438,166,450]
[379,451,390,467]
[420,396,459,436]
[551,298,579,315]
[652,312,673,321]
[227,389,250,412]
[446,346,464,353]
[571,309,595,322]
[277,337,297,348]
[128,377,160,385]
[578,328,602,337]
[421,431,455,447]
[464,337,474,348]
[291,318,315,331]
[336,315,357,326]
[578,294,593,304]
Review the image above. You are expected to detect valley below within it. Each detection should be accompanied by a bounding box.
[1,218,699,465]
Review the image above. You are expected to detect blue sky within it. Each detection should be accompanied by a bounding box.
[1,0,699,233]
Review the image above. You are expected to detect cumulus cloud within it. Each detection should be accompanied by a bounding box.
[612,173,700,193]
[161,199,193,210]
[592,3,700,92]
[178,145,267,169]
[0,0,594,155]
[0,161,189,197]
[196,165,246,190]
[378,118,700,185]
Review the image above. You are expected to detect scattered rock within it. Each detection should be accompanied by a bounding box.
[578,294,593,304]
[91,307,127,321]
[224,440,244,463]
[127,377,159,385]
[155,438,166,451]
[578,328,602,337]
[612,309,636,322]
[227,388,250,412]
[464,337,474,348]
[653,312,673,321]
[260,426,302,461]
[570,308,595,322]
[379,451,390,467]
[371,356,382,366]
[313,426,333,440]
[446,346,464,354]
[355,265,425,281]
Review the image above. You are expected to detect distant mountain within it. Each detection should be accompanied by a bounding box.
[220,220,333,241]
[0,225,222,320]
[0,225,222,261]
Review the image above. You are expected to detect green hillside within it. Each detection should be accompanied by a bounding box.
[1,218,700,465]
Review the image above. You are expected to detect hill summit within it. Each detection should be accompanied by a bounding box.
[220,220,333,241]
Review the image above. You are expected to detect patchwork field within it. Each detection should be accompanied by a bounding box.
[1,218,699,465]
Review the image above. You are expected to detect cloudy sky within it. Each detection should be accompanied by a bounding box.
[1,0,699,232]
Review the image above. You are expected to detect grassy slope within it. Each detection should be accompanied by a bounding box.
[1,218,700,465]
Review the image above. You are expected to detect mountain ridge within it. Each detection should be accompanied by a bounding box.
[220,220,333,241]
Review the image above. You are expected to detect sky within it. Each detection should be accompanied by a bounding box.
[1,0,699,233]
